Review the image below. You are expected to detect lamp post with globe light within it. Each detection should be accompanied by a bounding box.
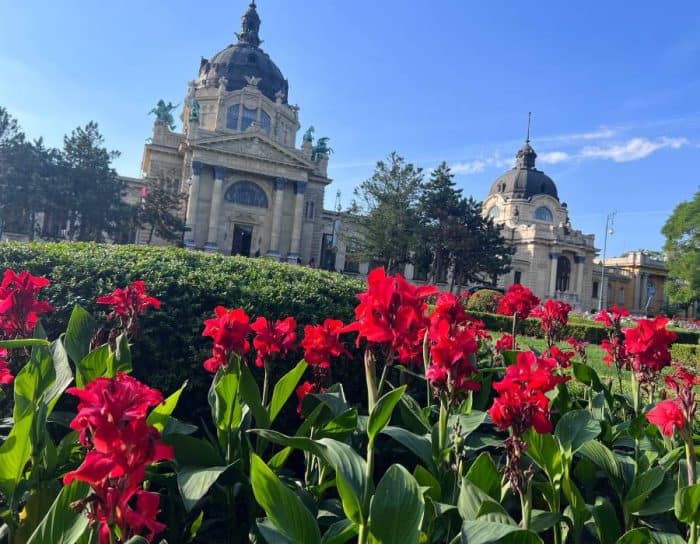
[598,211,616,311]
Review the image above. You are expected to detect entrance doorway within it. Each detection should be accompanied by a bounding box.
[231,224,253,257]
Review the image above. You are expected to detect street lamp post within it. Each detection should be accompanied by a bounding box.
[598,211,616,311]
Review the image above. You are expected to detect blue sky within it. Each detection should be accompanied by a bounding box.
[1,1,699,257]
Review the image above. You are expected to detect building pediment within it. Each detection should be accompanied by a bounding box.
[192,132,313,171]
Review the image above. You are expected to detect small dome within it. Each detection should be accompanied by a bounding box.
[198,2,289,103]
[488,140,559,200]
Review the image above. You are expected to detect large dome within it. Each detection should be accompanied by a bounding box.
[488,141,559,200]
[198,2,289,103]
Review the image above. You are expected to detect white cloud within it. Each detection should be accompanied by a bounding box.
[539,151,570,164]
[580,136,688,162]
[539,127,617,144]
[451,153,511,175]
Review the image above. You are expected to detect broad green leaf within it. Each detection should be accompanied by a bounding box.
[0,338,50,349]
[123,537,150,544]
[652,533,686,544]
[615,528,652,544]
[414,465,441,500]
[257,520,293,544]
[591,497,622,544]
[529,510,562,534]
[166,434,224,468]
[112,333,132,375]
[318,409,358,440]
[321,518,357,544]
[625,466,665,513]
[466,452,501,501]
[635,474,675,515]
[26,481,90,544]
[367,386,406,442]
[147,381,187,432]
[555,409,601,454]
[369,464,424,544]
[524,429,562,483]
[674,483,700,524]
[209,370,241,432]
[177,465,229,512]
[460,520,543,543]
[381,426,434,470]
[63,305,96,365]
[250,453,321,544]
[450,411,488,439]
[239,362,270,428]
[458,478,500,521]
[46,340,74,412]
[75,345,112,387]
[578,440,625,496]
[269,360,307,423]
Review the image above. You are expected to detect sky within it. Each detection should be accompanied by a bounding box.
[1,1,699,257]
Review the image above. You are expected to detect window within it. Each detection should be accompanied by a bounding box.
[241,107,257,131]
[534,206,553,222]
[304,200,315,220]
[514,271,522,285]
[344,259,360,274]
[260,110,271,133]
[224,181,268,208]
[487,206,500,219]
[618,287,625,304]
[592,281,599,298]
[555,256,570,292]
[226,104,240,130]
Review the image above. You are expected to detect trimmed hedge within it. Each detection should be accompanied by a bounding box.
[466,289,502,313]
[672,344,700,367]
[0,242,366,415]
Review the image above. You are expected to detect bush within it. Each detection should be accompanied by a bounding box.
[0,242,366,414]
[466,289,502,313]
[672,343,700,366]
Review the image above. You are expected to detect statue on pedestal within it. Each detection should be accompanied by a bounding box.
[311,137,333,161]
[149,100,178,130]
[188,99,201,122]
[302,126,314,144]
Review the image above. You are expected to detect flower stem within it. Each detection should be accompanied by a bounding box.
[358,436,377,544]
[376,363,389,399]
[423,330,431,408]
[519,480,532,530]
[686,437,697,544]
[262,364,270,407]
[512,315,518,352]
[438,396,449,455]
[364,349,378,413]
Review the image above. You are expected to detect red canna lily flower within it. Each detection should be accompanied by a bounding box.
[594,306,629,328]
[295,380,326,417]
[531,299,571,345]
[0,348,12,385]
[301,319,350,368]
[544,346,575,369]
[202,306,252,373]
[494,334,514,353]
[624,316,677,378]
[97,280,161,317]
[497,284,540,320]
[646,399,686,437]
[251,316,297,368]
[0,269,53,338]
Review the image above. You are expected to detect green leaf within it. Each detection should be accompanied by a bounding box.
[123,537,150,544]
[450,411,488,438]
[26,481,91,544]
[578,440,625,496]
[177,465,229,512]
[250,453,321,544]
[591,497,622,544]
[0,338,50,349]
[63,305,96,365]
[239,362,270,428]
[625,466,665,513]
[381,426,434,470]
[112,333,132,375]
[529,510,562,534]
[615,528,652,544]
[554,409,601,454]
[166,434,224,468]
[209,370,241,432]
[369,464,424,544]
[318,409,358,440]
[75,345,112,387]
[460,520,544,543]
[46,340,74,413]
[674,483,700,524]
[635,474,676,515]
[466,452,501,501]
[413,465,441,501]
[367,386,406,443]
[321,518,357,544]
[524,429,562,483]
[458,478,500,521]
[269,360,308,424]
[147,381,187,432]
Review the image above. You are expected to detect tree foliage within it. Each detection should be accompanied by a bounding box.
[134,177,186,244]
[662,190,700,311]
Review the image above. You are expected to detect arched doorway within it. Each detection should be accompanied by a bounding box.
[556,256,571,292]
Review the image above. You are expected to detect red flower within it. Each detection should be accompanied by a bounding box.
[497,284,540,320]
[202,306,252,373]
[295,380,322,417]
[64,373,172,543]
[301,319,350,368]
[494,334,514,353]
[594,306,629,328]
[646,400,686,437]
[343,268,438,365]
[97,280,161,318]
[251,316,297,368]
[0,348,12,385]
[566,337,589,361]
[601,336,630,369]
[0,269,53,338]
[531,299,571,343]
[544,346,575,369]
[665,365,700,395]
[624,316,677,376]
[489,351,568,436]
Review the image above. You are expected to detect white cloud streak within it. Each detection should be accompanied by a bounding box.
[579,136,688,162]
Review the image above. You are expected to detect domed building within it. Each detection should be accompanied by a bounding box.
[136,1,332,263]
[482,138,597,310]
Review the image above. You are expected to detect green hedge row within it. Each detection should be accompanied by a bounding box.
[0,242,367,416]
[672,344,700,366]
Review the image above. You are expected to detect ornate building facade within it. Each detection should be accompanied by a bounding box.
[138,1,332,263]
[481,139,598,310]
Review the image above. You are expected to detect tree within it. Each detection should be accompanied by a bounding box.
[62,122,125,241]
[135,176,187,244]
[349,152,423,273]
[662,190,700,315]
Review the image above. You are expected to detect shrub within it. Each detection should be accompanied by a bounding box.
[466,289,502,313]
[672,343,700,366]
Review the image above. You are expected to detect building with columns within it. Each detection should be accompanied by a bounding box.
[481,138,598,310]
[137,1,331,263]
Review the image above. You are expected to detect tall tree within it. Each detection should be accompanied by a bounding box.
[662,190,700,315]
[62,122,125,241]
[135,176,187,244]
[349,152,423,273]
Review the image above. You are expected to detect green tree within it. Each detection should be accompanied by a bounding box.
[349,152,423,273]
[662,190,700,315]
[135,176,187,244]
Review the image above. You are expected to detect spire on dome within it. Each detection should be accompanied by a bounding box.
[237,1,262,47]
[515,112,537,169]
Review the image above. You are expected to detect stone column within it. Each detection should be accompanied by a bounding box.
[287,181,306,263]
[184,160,203,249]
[634,271,643,311]
[266,177,286,258]
[548,252,560,296]
[574,255,586,303]
[205,166,226,252]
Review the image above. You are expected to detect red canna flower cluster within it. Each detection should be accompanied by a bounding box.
[64,373,173,543]
[343,268,438,365]
[497,284,540,320]
[566,337,589,363]
[494,334,514,353]
[531,299,571,346]
[96,281,160,341]
[600,336,630,370]
[0,269,53,338]
[647,366,700,438]
[426,293,480,399]
[596,306,631,376]
[646,400,686,437]
[624,316,677,379]
[0,348,12,385]
[544,346,575,369]
[202,307,252,373]
[489,351,568,436]
[251,316,297,368]
[295,380,327,417]
[594,306,630,328]
[301,318,349,369]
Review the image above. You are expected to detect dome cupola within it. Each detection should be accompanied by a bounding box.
[488,138,559,200]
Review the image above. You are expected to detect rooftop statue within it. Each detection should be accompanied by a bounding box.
[302,125,314,144]
[149,100,178,130]
[311,137,333,161]
[188,99,201,122]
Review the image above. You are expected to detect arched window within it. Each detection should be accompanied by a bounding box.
[241,107,257,131]
[556,256,571,292]
[260,110,271,133]
[487,206,500,220]
[226,105,240,130]
[534,206,553,222]
[224,181,268,208]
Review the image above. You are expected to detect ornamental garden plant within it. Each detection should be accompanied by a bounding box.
[0,266,698,543]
